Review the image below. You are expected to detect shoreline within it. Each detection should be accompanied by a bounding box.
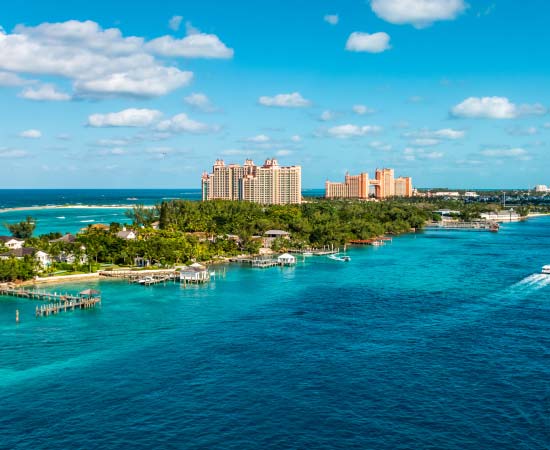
[0,204,154,214]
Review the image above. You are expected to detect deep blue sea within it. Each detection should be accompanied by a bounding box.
[1,214,549,449]
[0,189,325,236]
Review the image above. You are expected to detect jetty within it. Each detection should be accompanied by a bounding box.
[0,286,101,318]
[424,221,499,232]
[99,269,178,281]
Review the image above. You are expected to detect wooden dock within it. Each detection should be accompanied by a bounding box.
[0,286,101,318]
[99,269,178,282]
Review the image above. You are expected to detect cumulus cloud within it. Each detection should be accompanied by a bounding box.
[290,135,302,142]
[405,128,465,140]
[324,14,339,25]
[327,124,382,138]
[168,15,183,31]
[156,113,215,134]
[320,110,335,121]
[19,83,71,101]
[369,141,392,151]
[0,19,234,98]
[146,33,234,59]
[19,129,42,138]
[346,32,391,53]
[87,108,162,127]
[370,0,467,28]
[258,92,311,108]
[480,147,530,159]
[0,71,30,86]
[353,104,375,115]
[404,147,444,160]
[184,92,217,112]
[245,134,270,143]
[276,149,292,156]
[451,96,546,119]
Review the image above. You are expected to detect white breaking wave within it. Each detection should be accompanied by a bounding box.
[80,219,95,223]
[56,216,66,219]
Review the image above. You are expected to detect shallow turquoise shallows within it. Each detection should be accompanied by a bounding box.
[1,218,549,449]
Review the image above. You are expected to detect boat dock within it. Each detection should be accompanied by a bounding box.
[99,269,178,282]
[0,286,101,318]
[349,237,392,245]
[424,221,499,232]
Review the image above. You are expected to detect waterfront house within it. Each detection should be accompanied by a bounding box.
[180,263,210,283]
[0,247,52,267]
[263,229,290,248]
[116,228,137,240]
[49,233,76,244]
[0,236,25,249]
[277,253,296,266]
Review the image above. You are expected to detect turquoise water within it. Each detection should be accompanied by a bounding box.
[1,218,549,449]
[0,189,325,236]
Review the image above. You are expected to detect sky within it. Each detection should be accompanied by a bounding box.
[0,0,549,189]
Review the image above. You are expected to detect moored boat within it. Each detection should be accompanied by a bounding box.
[542,265,550,275]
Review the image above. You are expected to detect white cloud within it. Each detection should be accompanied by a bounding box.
[324,14,339,25]
[221,149,255,156]
[404,147,444,160]
[95,138,131,146]
[0,71,30,86]
[168,15,183,31]
[370,0,467,28]
[19,83,71,101]
[156,113,215,134]
[245,134,270,143]
[506,126,537,136]
[87,108,162,127]
[19,129,42,139]
[184,92,217,112]
[290,135,302,142]
[369,141,392,151]
[258,92,311,108]
[405,128,465,140]
[451,96,546,119]
[276,149,292,156]
[480,147,530,159]
[0,20,201,98]
[146,33,233,59]
[0,148,29,158]
[346,32,391,53]
[353,104,375,115]
[411,138,440,146]
[320,110,335,121]
[327,124,382,138]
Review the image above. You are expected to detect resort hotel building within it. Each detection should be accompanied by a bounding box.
[201,158,302,205]
[325,168,413,199]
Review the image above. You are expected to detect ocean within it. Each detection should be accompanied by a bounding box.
[0,189,325,236]
[1,212,549,449]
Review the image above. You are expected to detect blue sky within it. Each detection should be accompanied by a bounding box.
[0,0,549,189]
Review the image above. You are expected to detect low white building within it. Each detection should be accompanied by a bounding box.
[180,263,210,283]
[0,236,24,249]
[277,253,296,266]
[0,247,51,267]
[481,211,521,222]
[535,185,549,193]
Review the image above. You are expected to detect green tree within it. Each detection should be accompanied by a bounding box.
[5,216,36,239]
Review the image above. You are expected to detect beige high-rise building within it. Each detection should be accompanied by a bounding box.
[325,168,413,199]
[394,176,413,197]
[202,158,301,204]
[325,173,369,199]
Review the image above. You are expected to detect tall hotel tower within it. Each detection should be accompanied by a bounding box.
[325,168,412,199]
[202,159,302,204]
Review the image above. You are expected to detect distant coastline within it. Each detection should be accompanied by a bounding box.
[0,204,153,214]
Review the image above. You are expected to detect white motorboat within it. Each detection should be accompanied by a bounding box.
[328,254,351,262]
[542,265,550,275]
[303,251,313,257]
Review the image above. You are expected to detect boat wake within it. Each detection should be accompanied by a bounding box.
[512,273,550,289]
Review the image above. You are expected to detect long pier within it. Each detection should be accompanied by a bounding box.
[99,269,178,282]
[0,286,101,318]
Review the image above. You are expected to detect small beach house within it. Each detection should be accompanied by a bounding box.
[277,253,296,266]
[0,236,25,249]
[179,263,210,283]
